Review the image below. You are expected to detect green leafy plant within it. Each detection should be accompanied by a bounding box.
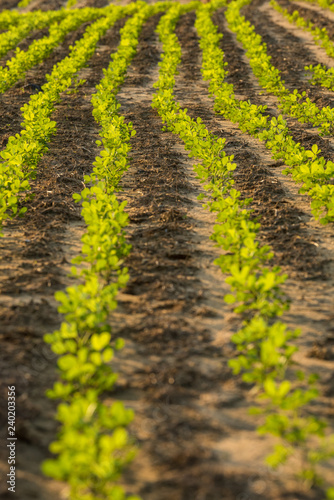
[152,0,334,495]
[271,0,334,92]
[186,0,334,225]
[42,2,171,499]
[0,5,128,237]
[225,0,334,136]
[0,9,68,60]
[0,6,109,94]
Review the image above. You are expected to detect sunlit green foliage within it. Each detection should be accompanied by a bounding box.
[271,0,334,91]
[42,3,170,499]
[0,6,128,238]
[0,10,68,60]
[2,0,334,496]
[152,1,334,496]
[0,7,109,93]
[226,0,334,136]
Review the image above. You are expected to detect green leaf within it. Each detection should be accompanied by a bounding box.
[90,352,102,366]
[58,354,76,371]
[278,380,291,398]
[224,294,236,304]
[115,337,125,350]
[102,347,113,362]
[249,407,263,415]
[308,373,320,384]
[42,459,63,480]
[264,378,276,397]
[326,488,334,500]
[266,444,291,468]
[312,144,319,155]
[72,193,82,202]
[91,332,111,351]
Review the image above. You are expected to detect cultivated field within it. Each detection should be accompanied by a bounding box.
[1,0,334,499]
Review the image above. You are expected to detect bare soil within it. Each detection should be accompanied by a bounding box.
[0,0,20,11]
[1,2,334,500]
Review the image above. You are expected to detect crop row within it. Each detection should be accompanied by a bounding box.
[226,0,334,136]
[0,5,129,239]
[201,0,334,492]
[0,9,30,29]
[0,6,114,94]
[0,3,137,497]
[0,3,72,26]
[153,0,334,495]
[271,0,334,91]
[1,0,334,496]
[0,9,69,60]
[191,1,334,224]
[41,2,170,499]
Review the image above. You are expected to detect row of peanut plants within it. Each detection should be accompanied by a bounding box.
[0,10,29,29]
[0,9,68,60]
[41,2,171,499]
[0,6,68,29]
[271,0,334,91]
[153,0,334,495]
[0,5,130,238]
[0,6,111,93]
[0,3,81,29]
[226,0,334,136]
[189,0,334,225]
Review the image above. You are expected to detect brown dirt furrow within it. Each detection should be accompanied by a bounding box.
[75,0,109,8]
[244,0,318,80]
[213,4,334,163]
[0,18,125,500]
[0,0,20,11]
[213,8,259,95]
[178,10,327,280]
[177,12,331,270]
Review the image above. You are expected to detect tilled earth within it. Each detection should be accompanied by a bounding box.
[1,1,334,499]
